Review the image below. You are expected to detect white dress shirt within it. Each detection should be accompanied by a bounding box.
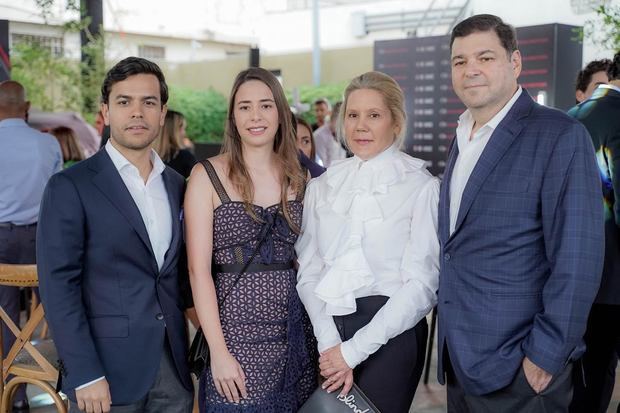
[77,141,172,391]
[313,124,347,168]
[450,87,522,235]
[295,145,440,369]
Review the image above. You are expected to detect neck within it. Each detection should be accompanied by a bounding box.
[241,143,276,173]
[610,79,620,88]
[110,138,153,183]
[470,86,518,133]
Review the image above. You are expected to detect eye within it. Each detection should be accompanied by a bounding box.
[261,103,273,109]
[238,105,249,111]
[453,60,465,67]
[117,100,128,105]
[347,113,358,119]
[369,112,380,119]
[480,56,494,62]
[144,100,156,106]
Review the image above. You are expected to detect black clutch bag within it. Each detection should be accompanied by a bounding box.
[188,327,208,377]
[298,383,381,413]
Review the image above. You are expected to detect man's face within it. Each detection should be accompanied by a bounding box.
[451,30,521,114]
[576,70,609,103]
[101,73,166,152]
[314,102,330,124]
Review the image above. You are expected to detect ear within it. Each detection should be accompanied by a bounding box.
[160,104,168,127]
[100,102,110,126]
[511,50,522,78]
[575,90,585,103]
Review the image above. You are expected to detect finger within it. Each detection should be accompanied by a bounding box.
[93,400,103,413]
[222,381,235,403]
[214,379,225,398]
[101,397,111,413]
[320,366,341,378]
[227,379,240,403]
[340,374,354,397]
[236,369,248,399]
[85,400,94,413]
[326,376,345,393]
[77,398,86,412]
[321,371,344,389]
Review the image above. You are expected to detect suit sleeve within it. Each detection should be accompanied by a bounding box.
[607,127,620,227]
[37,173,106,390]
[523,122,604,375]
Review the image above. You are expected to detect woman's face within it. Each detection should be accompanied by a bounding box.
[344,88,398,160]
[233,80,279,149]
[296,123,313,159]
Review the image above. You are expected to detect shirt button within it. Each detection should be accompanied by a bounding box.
[156,313,164,320]
[444,253,451,261]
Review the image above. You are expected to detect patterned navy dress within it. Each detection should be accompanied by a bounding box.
[199,160,317,413]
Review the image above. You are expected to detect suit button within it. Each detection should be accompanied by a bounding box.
[444,253,451,261]
[156,313,164,320]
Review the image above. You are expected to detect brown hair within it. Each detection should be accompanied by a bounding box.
[221,67,305,232]
[339,71,407,149]
[51,126,84,163]
[294,115,316,160]
[154,110,184,162]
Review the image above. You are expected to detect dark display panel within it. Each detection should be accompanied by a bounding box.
[374,24,582,176]
[0,20,9,82]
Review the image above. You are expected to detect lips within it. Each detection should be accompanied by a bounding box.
[125,124,148,131]
[247,127,267,136]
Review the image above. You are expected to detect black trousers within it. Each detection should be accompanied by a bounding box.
[0,223,37,403]
[446,350,573,413]
[333,295,428,413]
[570,303,620,413]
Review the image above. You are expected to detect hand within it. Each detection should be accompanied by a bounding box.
[522,357,552,394]
[75,378,112,413]
[319,344,352,394]
[211,350,247,403]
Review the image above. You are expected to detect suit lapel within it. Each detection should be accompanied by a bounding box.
[90,150,158,274]
[450,90,533,238]
[440,138,459,245]
[159,168,182,276]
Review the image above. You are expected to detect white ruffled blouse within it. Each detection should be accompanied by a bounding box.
[295,145,440,369]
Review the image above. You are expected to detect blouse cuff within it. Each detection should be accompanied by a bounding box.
[340,340,364,369]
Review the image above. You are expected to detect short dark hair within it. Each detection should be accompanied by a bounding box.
[101,57,168,105]
[450,14,517,56]
[608,51,620,81]
[575,59,612,92]
[313,98,331,109]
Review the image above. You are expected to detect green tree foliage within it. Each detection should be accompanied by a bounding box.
[288,81,347,125]
[11,42,82,112]
[585,5,620,50]
[168,86,228,143]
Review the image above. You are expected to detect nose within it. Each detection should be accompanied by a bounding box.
[464,60,481,77]
[354,116,368,132]
[250,105,262,121]
[130,101,144,118]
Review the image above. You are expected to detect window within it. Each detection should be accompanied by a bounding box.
[11,33,64,57]
[138,45,166,60]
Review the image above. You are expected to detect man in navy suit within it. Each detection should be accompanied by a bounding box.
[37,57,193,413]
[569,51,620,413]
[437,14,604,412]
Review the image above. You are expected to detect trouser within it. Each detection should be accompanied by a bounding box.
[0,223,37,404]
[333,295,428,413]
[446,349,573,413]
[69,340,193,413]
[570,303,620,413]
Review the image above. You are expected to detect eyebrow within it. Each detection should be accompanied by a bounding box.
[114,95,159,101]
[236,98,275,105]
[451,49,495,61]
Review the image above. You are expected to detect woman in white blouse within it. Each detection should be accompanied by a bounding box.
[295,71,440,412]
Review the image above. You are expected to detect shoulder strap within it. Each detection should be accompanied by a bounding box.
[200,160,231,203]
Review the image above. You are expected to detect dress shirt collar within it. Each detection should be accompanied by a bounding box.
[457,86,523,140]
[353,143,399,171]
[597,83,620,94]
[0,118,28,129]
[105,139,166,182]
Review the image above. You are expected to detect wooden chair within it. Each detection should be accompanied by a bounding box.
[0,264,67,412]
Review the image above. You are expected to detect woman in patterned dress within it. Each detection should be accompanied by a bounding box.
[184,67,317,412]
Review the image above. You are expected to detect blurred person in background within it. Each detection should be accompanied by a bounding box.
[0,80,62,412]
[311,98,331,131]
[575,59,611,103]
[51,126,85,168]
[313,101,348,168]
[153,110,197,179]
[295,115,325,178]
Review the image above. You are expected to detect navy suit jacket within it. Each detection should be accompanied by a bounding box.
[569,86,620,305]
[437,90,604,396]
[37,149,192,404]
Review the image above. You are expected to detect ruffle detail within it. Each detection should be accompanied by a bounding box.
[312,146,427,315]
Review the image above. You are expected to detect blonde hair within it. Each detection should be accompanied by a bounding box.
[221,67,305,232]
[51,126,84,162]
[338,71,407,149]
[154,110,184,162]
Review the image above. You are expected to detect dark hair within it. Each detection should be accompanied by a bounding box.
[450,14,517,56]
[294,115,317,160]
[576,59,612,92]
[313,98,331,109]
[101,57,168,105]
[608,52,620,81]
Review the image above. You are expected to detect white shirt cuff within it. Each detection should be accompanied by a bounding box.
[340,340,363,369]
[75,376,105,390]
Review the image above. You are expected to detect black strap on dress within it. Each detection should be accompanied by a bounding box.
[200,159,231,204]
